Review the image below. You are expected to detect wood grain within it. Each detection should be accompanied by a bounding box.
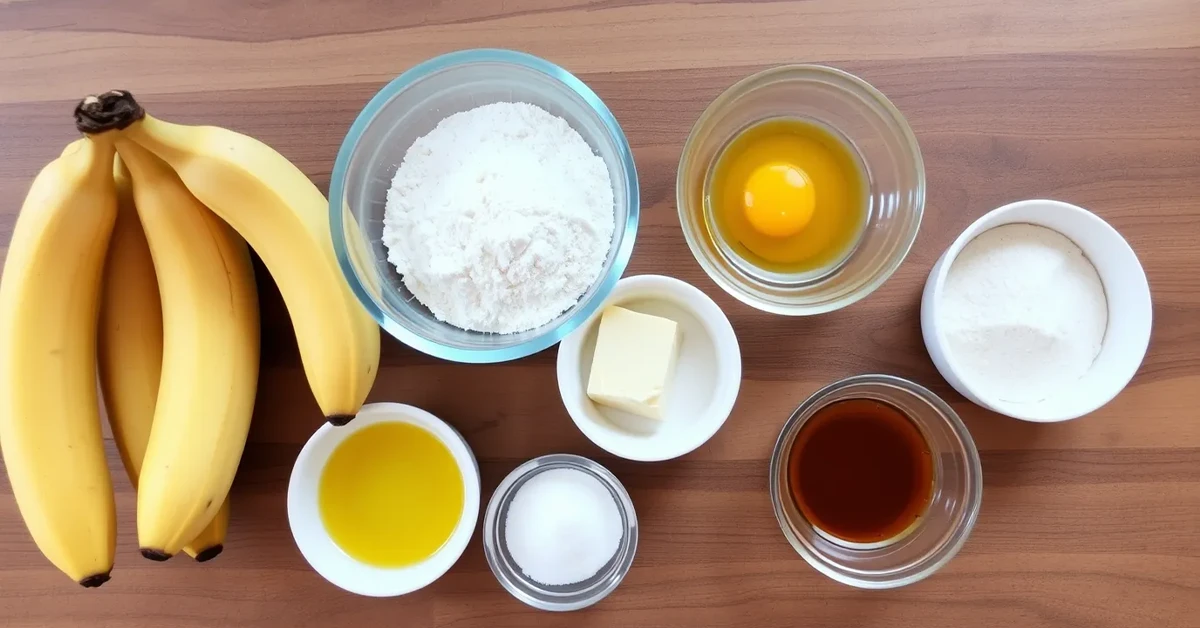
[1,1,1199,626]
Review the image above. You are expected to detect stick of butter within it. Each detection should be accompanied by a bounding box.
[586,305,681,420]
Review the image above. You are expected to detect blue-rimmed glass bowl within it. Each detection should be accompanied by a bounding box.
[329,49,639,362]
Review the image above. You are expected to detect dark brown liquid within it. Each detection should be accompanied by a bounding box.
[786,399,934,544]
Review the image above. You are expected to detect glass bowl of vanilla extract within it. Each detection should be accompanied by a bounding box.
[769,374,982,589]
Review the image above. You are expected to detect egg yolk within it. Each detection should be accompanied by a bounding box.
[742,162,816,238]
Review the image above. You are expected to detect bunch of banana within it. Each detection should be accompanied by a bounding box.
[0,90,381,585]
[99,155,238,563]
[77,90,381,426]
[110,138,260,561]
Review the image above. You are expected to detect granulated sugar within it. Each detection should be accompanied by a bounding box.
[382,102,615,334]
[503,468,623,586]
[939,223,1108,404]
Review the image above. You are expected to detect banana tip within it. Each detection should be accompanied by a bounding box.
[78,572,111,588]
[327,414,356,427]
[192,545,224,563]
[140,548,173,562]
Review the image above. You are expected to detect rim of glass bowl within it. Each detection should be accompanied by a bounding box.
[675,64,925,316]
[328,48,640,363]
[767,374,983,589]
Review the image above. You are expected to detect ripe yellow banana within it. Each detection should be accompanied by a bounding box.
[181,499,231,561]
[75,90,379,425]
[99,156,160,482]
[112,138,259,560]
[60,138,84,157]
[98,156,231,562]
[0,135,118,587]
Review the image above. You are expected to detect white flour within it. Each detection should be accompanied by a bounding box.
[382,102,614,333]
[939,224,1108,404]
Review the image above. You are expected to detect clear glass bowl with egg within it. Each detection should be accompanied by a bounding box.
[769,374,982,588]
[329,49,639,362]
[483,454,638,611]
[677,65,924,315]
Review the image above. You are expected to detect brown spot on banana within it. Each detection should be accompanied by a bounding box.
[140,549,173,562]
[327,414,356,426]
[78,572,112,588]
[191,545,224,563]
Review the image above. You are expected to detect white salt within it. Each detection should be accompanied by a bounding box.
[504,468,623,586]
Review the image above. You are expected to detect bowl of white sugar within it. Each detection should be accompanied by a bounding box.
[921,199,1152,422]
[328,49,639,362]
[482,454,637,611]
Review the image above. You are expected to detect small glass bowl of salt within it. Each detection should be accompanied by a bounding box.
[483,454,637,611]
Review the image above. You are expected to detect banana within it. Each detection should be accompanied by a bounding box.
[181,499,230,562]
[111,138,259,560]
[0,135,118,587]
[76,91,379,425]
[99,156,161,483]
[60,138,84,157]
[98,156,231,562]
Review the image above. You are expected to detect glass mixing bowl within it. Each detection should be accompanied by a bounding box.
[769,374,982,588]
[330,49,639,362]
[677,65,924,315]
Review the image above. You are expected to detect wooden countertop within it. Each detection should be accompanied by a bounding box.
[1,1,1198,626]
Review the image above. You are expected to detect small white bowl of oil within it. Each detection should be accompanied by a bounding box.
[288,403,480,596]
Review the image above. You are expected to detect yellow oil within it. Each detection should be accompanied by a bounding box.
[708,118,868,273]
[318,421,464,568]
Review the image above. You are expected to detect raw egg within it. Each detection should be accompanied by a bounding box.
[708,118,867,274]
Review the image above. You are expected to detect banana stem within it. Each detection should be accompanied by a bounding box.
[75,90,145,134]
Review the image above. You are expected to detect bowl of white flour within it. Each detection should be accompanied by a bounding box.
[921,199,1151,422]
[328,49,638,362]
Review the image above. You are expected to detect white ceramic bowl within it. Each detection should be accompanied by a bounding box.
[921,199,1152,422]
[287,403,481,596]
[556,275,742,461]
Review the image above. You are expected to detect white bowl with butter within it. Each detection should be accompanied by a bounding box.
[556,275,741,461]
